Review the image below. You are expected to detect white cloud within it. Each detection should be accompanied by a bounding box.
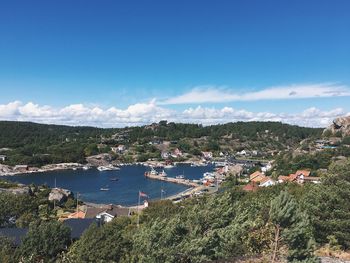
[160,83,350,105]
[0,101,21,117]
[0,100,347,128]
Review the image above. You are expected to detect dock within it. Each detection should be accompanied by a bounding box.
[144,172,200,187]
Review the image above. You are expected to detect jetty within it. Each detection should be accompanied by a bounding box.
[144,171,199,187]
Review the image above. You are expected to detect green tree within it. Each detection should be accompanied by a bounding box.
[19,221,71,261]
[84,143,98,156]
[269,191,316,262]
[0,236,16,263]
[68,217,132,262]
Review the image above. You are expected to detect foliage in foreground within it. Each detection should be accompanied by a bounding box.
[1,158,350,262]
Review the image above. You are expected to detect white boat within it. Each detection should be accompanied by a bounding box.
[100,187,109,191]
[215,162,227,167]
[164,164,174,169]
[191,162,207,167]
[97,164,120,171]
[150,167,158,176]
[176,175,185,179]
[203,172,215,179]
[97,166,108,171]
[160,170,167,177]
[82,165,90,170]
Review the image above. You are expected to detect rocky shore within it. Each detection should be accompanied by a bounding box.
[0,162,89,176]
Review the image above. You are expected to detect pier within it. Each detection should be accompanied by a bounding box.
[144,171,219,202]
[144,172,200,187]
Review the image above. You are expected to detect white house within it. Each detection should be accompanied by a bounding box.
[161,151,170,159]
[96,205,130,223]
[202,151,213,159]
[0,155,6,162]
[261,163,272,173]
[111,145,126,154]
[96,211,115,223]
[171,148,183,158]
[236,150,247,156]
[259,177,276,187]
[117,145,126,152]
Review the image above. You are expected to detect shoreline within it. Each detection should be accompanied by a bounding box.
[1,162,218,208]
[0,159,211,177]
[0,163,90,176]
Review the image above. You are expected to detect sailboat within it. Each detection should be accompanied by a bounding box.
[176,170,185,179]
[160,170,167,177]
[100,185,110,191]
[110,177,119,181]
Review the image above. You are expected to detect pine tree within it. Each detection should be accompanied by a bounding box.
[269,191,317,262]
[269,191,298,262]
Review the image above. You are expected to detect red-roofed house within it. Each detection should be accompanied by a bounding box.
[278,169,320,184]
[67,210,86,219]
[278,174,298,183]
[259,177,276,187]
[295,170,311,177]
[249,171,266,183]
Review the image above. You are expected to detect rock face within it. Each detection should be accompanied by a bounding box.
[86,153,114,167]
[48,188,73,203]
[323,116,350,137]
[0,164,12,175]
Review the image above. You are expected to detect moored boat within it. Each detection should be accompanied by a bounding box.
[97,164,120,171]
[110,177,119,181]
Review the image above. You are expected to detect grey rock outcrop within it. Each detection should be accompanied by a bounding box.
[48,188,73,203]
[323,116,350,137]
[86,153,114,166]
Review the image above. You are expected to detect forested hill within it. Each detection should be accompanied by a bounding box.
[0,121,117,148]
[128,121,323,142]
[0,121,118,166]
[0,120,323,166]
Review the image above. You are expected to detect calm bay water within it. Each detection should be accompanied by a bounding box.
[4,164,214,205]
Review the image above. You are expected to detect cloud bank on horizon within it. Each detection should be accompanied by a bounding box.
[0,83,349,128]
[0,101,348,129]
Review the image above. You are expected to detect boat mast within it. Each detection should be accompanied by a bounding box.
[76,192,79,213]
[53,178,57,210]
[137,190,140,228]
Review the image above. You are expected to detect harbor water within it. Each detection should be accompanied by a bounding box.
[4,164,215,205]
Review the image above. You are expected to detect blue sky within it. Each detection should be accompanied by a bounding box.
[0,0,349,127]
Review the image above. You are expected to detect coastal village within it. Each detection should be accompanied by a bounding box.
[0,116,350,261]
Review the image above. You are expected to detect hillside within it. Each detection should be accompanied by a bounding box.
[0,121,323,166]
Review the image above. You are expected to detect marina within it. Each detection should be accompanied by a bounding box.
[3,163,215,206]
[144,169,200,187]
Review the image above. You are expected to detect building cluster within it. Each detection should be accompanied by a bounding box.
[65,204,132,223]
[0,155,6,162]
[314,139,338,151]
[161,148,183,159]
[111,144,127,154]
[243,169,321,192]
